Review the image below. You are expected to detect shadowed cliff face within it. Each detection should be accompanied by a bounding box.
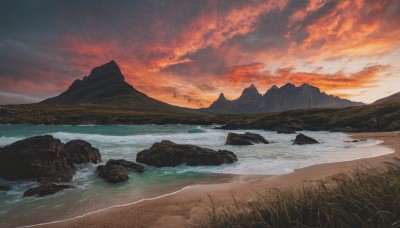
[206,83,363,114]
[41,60,141,104]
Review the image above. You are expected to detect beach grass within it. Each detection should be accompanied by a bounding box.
[202,158,400,228]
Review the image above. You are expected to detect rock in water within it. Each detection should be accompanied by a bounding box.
[293,133,319,145]
[23,183,72,197]
[106,159,144,173]
[225,132,269,145]
[136,140,238,167]
[0,135,101,182]
[96,159,144,183]
[64,140,101,165]
[97,165,129,183]
[0,135,75,182]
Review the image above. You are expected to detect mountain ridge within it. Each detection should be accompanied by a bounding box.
[41,60,200,114]
[205,83,363,114]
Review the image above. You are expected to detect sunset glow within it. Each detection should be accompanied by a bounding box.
[1,0,399,107]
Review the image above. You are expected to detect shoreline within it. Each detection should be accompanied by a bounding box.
[25,131,399,228]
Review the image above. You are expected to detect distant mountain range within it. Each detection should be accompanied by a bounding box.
[40,60,399,115]
[41,60,197,113]
[205,84,363,114]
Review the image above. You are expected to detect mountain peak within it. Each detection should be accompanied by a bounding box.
[241,84,260,95]
[41,60,136,104]
[89,60,121,78]
[282,83,295,88]
[218,93,227,100]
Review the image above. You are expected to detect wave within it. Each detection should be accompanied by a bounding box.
[0,136,24,147]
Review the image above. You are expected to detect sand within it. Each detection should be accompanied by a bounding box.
[34,131,400,228]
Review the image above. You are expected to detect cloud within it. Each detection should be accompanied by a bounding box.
[0,0,399,107]
[225,63,391,92]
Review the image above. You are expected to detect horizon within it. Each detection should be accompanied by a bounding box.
[1,0,400,107]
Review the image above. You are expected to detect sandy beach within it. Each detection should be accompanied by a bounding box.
[32,131,400,228]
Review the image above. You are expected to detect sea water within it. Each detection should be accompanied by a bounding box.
[0,125,393,227]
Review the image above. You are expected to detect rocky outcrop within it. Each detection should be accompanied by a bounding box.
[0,135,101,182]
[23,183,72,197]
[226,132,269,145]
[293,134,319,145]
[97,165,129,183]
[96,159,144,183]
[106,159,144,173]
[64,140,101,165]
[136,140,237,168]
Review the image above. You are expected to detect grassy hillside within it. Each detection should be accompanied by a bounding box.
[202,159,400,227]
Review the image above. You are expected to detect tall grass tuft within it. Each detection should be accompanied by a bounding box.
[201,158,400,228]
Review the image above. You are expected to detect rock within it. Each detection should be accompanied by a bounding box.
[23,183,72,197]
[225,132,269,145]
[97,164,129,183]
[0,135,101,182]
[137,140,237,167]
[0,135,75,182]
[0,185,10,192]
[96,159,143,183]
[64,140,101,165]
[293,133,319,145]
[106,159,144,173]
[276,127,296,134]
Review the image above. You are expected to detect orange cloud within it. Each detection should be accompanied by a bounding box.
[287,0,400,61]
[225,63,391,92]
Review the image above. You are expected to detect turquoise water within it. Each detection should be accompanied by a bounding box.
[0,125,393,227]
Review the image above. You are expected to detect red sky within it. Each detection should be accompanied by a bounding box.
[0,0,399,107]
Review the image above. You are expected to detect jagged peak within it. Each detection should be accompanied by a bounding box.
[300,83,316,88]
[218,93,227,100]
[281,83,295,88]
[89,60,122,79]
[242,84,260,94]
[270,85,278,90]
[248,84,257,89]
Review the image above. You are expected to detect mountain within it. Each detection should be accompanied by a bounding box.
[373,91,400,105]
[206,83,363,114]
[41,60,196,113]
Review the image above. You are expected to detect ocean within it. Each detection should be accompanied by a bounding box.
[0,124,393,227]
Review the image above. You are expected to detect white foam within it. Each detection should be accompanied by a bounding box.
[0,136,24,147]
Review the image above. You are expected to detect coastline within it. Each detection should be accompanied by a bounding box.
[28,131,400,228]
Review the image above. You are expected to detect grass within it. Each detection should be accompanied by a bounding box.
[202,158,400,228]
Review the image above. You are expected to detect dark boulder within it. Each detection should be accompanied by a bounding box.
[276,127,296,134]
[0,135,75,182]
[23,183,72,197]
[96,159,144,183]
[226,132,269,145]
[0,185,10,192]
[64,140,101,165]
[293,134,319,145]
[106,159,144,173]
[136,140,237,168]
[97,164,129,183]
[0,135,101,182]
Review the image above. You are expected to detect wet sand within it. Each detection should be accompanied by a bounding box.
[32,131,400,228]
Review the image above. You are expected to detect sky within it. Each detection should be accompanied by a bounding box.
[0,0,399,108]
